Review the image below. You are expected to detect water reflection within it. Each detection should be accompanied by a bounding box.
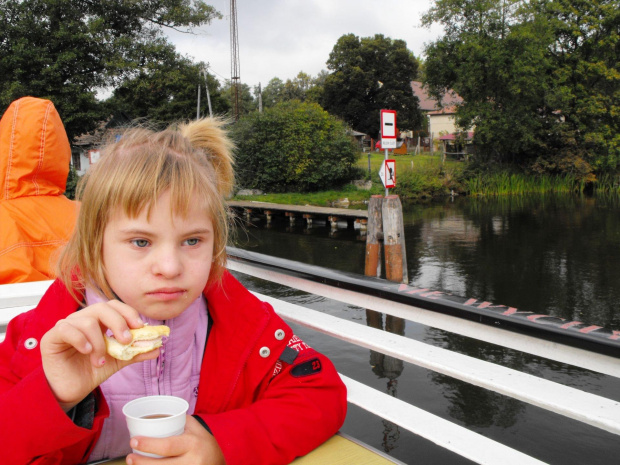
[425,327,605,389]
[235,194,620,329]
[424,325,610,434]
[404,194,620,329]
[231,194,620,464]
[366,310,405,452]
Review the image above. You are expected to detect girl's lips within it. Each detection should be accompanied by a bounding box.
[147,289,186,301]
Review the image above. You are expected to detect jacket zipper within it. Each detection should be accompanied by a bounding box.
[157,320,167,395]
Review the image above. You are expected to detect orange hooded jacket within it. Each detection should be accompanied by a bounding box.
[0,97,79,283]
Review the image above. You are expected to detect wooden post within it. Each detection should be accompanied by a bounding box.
[285,211,296,226]
[384,148,389,196]
[382,195,408,284]
[365,195,405,395]
[365,195,384,351]
[364,195,383,278]
[441,141,446,165]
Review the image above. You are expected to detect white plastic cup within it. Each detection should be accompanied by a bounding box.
[122,395,189,458]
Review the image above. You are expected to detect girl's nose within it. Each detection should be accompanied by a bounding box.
[152,247,183,277]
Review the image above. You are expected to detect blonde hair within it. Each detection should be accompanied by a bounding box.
[57,118,234,302]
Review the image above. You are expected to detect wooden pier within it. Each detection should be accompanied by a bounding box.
[227,200,368,231]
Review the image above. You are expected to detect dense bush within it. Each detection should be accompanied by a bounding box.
[64,166,79,200]
[230,101,359,192]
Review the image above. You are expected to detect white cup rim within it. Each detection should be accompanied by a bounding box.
[122,395,189,421]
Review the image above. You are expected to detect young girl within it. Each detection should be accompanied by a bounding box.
[0,119,347,465]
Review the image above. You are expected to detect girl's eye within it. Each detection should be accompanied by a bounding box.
[185,238,199,246]
[132,239,149,248]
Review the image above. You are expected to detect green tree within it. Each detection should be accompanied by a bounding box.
[305,70,328,104]
[64,165,79,200]
[258,72,327,109]
[423,0,620,178]
[221,81,256,117]
[282,71,313,101]
[259,77,285,109]
[231,101,358,192]
[537,0,620,175]
[321,34,422,138]
[105,49,229,123]
[0,0,220,139]
[424,0,553,163]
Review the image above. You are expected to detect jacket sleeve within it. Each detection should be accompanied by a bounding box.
[197,348,347,465]
[0,310,109,465]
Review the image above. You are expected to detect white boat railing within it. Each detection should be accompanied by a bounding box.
[1,252,620,465]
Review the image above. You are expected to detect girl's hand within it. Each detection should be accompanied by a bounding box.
[126,415,226,465]
[40,300,158,412]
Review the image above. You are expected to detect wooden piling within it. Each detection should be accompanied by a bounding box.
[365,195,384,278]
[285,211,296,226]
[382,195,408,284]
[365,195,406,379]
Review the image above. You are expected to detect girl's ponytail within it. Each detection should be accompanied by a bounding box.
[179,118,235,197]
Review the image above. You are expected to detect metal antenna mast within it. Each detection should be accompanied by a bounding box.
[230,0,241,121]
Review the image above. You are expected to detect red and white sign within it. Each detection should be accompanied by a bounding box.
[380,110,397,149]
[379,159,396,189]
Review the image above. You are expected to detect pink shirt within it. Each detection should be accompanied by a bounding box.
[86,290,208,462]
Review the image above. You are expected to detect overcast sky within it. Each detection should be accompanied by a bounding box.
[167,0,444,91]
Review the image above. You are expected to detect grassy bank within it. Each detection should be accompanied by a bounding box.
[232,185,372,208]
[232,152,463,206]
[463,172,580,196]
[232,152,620,207]
[464,169,620,196]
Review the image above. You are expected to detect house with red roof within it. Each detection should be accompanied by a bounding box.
[410,81,468,138]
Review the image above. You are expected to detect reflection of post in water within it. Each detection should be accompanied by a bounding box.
[364,194,407,453]
[366,309,405,452]
[367,311,405,379]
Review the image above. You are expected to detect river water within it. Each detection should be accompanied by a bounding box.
[231,193,620,464]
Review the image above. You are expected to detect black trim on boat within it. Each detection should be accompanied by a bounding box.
[227,247,620,358]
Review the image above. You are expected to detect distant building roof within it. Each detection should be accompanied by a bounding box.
[73,111,132,147]
[410,81,463,112]
[428,105,458,116]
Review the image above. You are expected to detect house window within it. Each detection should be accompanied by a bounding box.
[71,151,81,171]
[89,150,101,164]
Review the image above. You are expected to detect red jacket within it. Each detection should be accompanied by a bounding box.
[0,271,347,464]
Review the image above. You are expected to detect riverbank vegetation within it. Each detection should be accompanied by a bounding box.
[233,152,620,208]
[230,101,359,193]
[422,0,619,183]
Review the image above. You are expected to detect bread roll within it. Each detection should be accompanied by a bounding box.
[105,325,170,361]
